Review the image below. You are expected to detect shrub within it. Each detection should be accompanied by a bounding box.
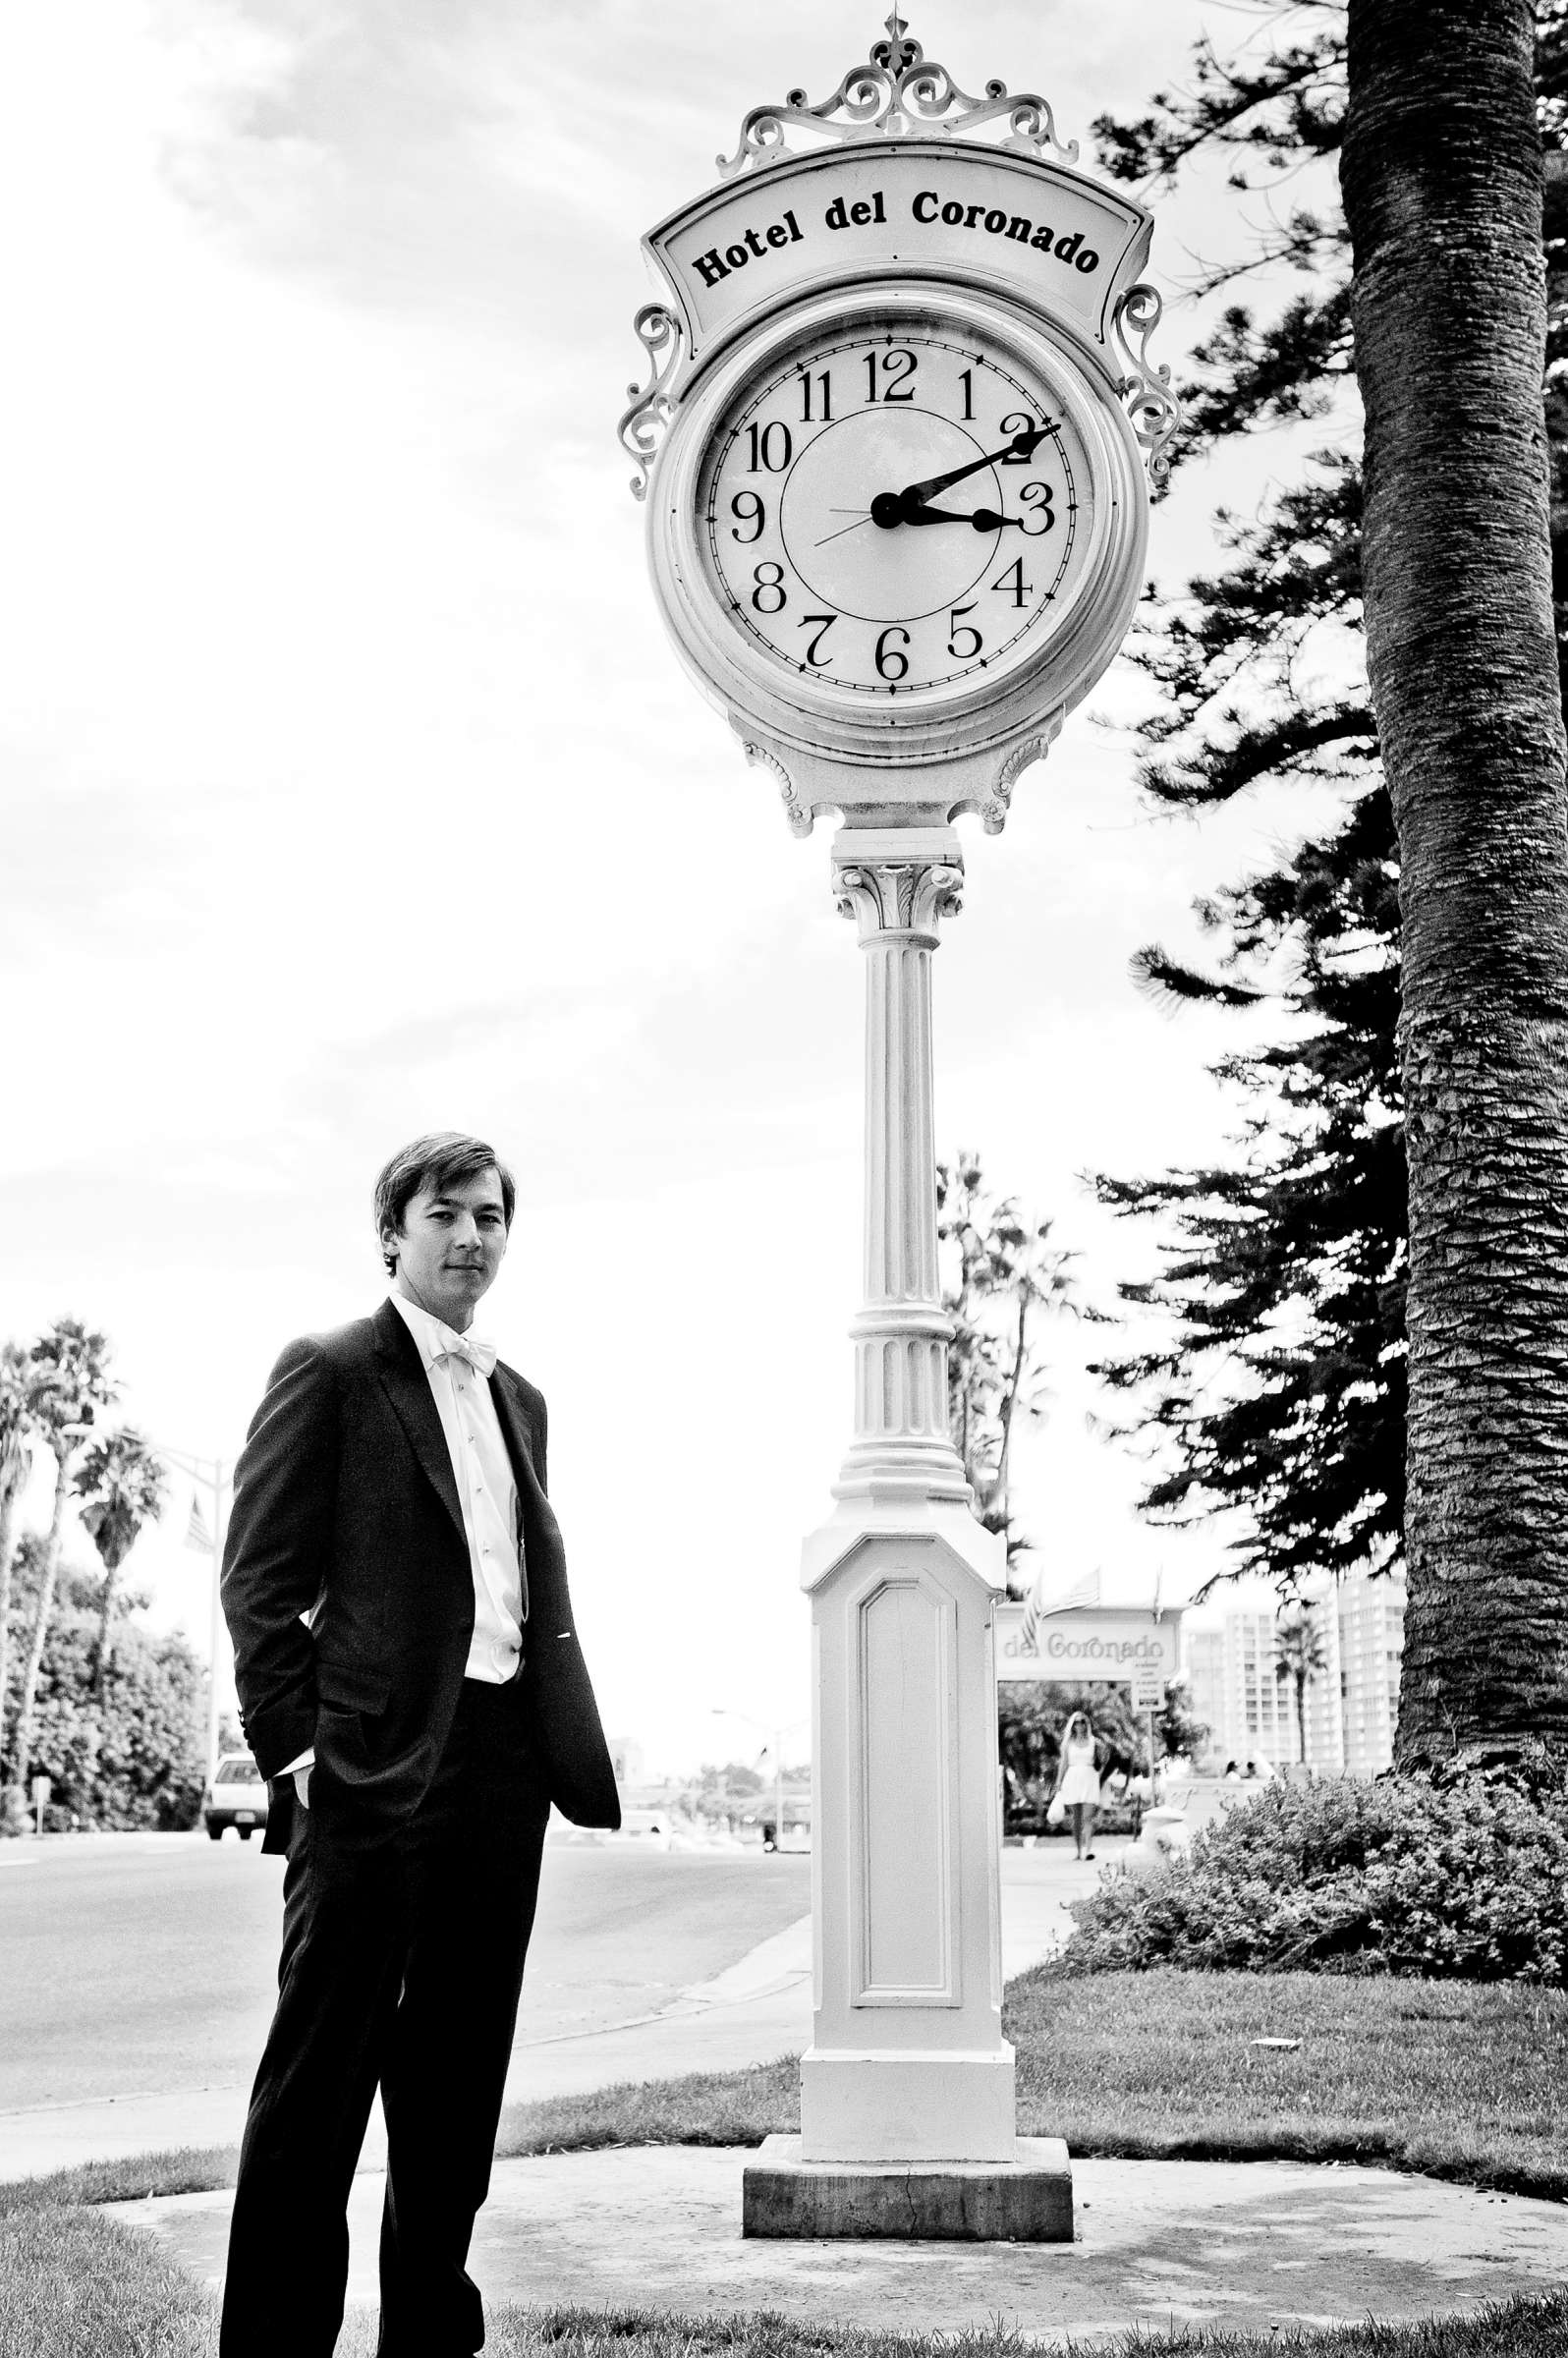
[1060,1772,1568,1983]
[5,1555,205,1830]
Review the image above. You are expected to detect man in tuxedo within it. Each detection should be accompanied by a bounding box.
[219,1132,619,2358]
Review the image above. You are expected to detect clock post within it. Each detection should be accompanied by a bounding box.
[795,825,1020,2184]
[621,15,1177,2238]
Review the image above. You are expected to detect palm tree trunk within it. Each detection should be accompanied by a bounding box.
[992,1291,1030,1540]
[0,1465,24,1780]
[1343,0,1568,1768]
[7,1456,70,1810]
[1295,1670,1309,1768]
[92,1574,114,1701]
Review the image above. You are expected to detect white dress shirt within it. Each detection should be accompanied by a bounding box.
[284,1294,529,1782]
[387,1290,528,1682]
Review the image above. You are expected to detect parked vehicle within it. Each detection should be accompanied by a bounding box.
[608,1807,672,1851]
[203,1752,270,1842]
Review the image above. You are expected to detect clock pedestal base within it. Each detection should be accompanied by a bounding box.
[799,1505,1019,2171]
[743,2135,1073,2243]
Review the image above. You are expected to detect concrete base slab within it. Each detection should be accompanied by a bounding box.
[744,2131,1072,2240]
[111,2143,1568,2346]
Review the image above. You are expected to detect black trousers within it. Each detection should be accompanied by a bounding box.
[220,1678,549,2358]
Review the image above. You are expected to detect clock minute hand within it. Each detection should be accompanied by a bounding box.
[896,425,1047,514]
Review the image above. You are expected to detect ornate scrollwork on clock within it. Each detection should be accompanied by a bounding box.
[618,305,686,500]
[1111,283,1182,488]
[717,13,1078,180]
[973,717,1066,835]
[739,733,813,836]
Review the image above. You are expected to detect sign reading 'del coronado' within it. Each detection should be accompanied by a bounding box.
[994,1602,1182,1687]
[649,146,1150,366]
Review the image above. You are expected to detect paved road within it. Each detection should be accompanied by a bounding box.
[0,1832,811,2115]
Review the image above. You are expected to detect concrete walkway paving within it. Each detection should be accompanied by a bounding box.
[111,2145,1568,2345]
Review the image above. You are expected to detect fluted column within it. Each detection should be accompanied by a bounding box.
[832,839,971,1505]
[787,822,1017,2174]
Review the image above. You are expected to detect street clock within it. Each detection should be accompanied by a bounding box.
[622,15,1178,829]
[617,17,1181,2206]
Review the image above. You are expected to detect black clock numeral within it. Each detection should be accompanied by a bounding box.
[865,348,918,404]
[874,626,911,681]
[1019,480,1055,535]
[746,421,793,473]
[957,367,976,421]
[998,413,1044,462]
[799,368,833,423]
[730,491,765,543]
[989,557,1034,608]
[947,605,982,660]
[751,560,787,615]
[799,612,836,666]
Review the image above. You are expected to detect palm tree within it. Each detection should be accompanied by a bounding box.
[4,1321,117,1822]
[75,1429,165,1696]
[937,1152,1077,1577]
[1274,1605,1328,1769]
[0,1343,36,1784]
[1342,1,1568,1767]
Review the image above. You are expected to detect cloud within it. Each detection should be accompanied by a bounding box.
[0,0,1292,1765]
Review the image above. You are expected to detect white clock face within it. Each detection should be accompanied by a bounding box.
[697,317,1099,703]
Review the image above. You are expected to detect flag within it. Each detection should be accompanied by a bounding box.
[186,1491,214,1552]
[1054,1567,1102,1616]
[1019,1566,1100,1652]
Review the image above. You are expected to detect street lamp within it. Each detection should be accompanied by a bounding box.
[156,1444,232,1788]
[710,1709,807,1850]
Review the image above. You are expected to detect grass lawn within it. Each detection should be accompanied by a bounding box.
[3,1967,1566,2356]
[477,1969,1568,2205]
[1009,1969,1568,2199]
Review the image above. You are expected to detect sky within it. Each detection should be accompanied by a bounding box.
[0,2,1354,1775]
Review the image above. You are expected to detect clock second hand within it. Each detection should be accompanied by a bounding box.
[814,510,876,547]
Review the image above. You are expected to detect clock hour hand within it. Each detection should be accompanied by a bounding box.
[892,502,1022,532]
[883,425,1049,521]
[895,501,976,527]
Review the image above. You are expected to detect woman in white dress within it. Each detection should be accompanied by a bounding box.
[1052,1711,1102,1860]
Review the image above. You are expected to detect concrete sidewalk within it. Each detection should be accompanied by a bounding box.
[0,1839,1106,2183]
[113,2145,1568,2345]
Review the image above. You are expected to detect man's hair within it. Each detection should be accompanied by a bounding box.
[373,1133,516,1275]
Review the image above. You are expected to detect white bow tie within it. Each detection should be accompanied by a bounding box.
[432,1326,497,1380]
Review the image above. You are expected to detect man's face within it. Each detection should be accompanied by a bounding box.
[384,1165,509,1331]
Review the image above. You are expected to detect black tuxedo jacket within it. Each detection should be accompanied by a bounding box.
[221,1299,621,1852]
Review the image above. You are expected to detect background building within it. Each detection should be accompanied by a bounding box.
[1333,1565,1406,1775]
[1181,1566,1406,1775]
